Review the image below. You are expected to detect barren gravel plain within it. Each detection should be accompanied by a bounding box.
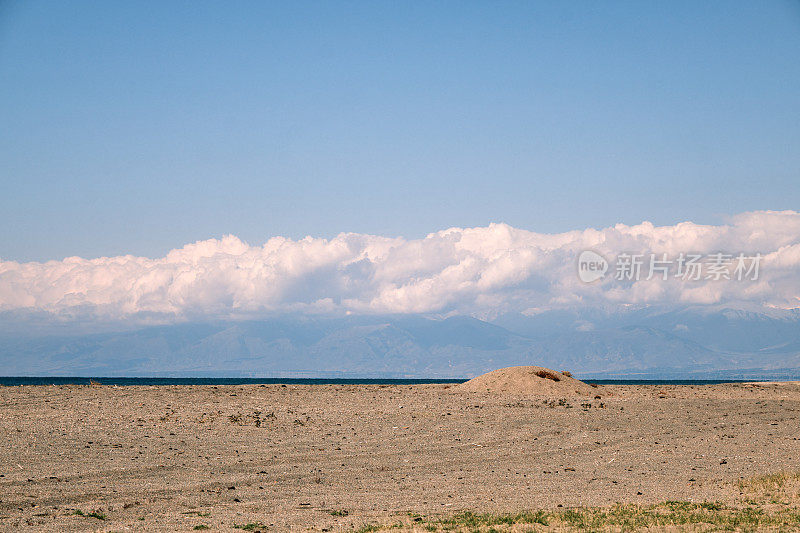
[1,381,799,531]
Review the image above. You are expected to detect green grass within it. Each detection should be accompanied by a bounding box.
[70,509,106,520]
[330,509,349,516]
[233,522,268,531]
[349,496,800,531]
[436,510,549,528]
[554,502,784,531]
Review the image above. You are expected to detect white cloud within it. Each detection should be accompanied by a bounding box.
[2,210,800,324]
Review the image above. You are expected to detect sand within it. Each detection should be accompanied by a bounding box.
[456,366,599,396]
[1,379,799,531]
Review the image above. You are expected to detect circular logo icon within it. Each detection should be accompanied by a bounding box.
[577,250,608,283]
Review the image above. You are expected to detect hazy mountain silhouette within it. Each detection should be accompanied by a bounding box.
[1,309,800,378]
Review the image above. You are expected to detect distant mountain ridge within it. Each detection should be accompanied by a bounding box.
[1,308,800,379]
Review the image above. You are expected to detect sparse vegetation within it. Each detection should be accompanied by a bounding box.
[183,510,212,517]
[738,471,800,504]
[354,525,383,533]
[437,510,549,528]
[70,509,106,520]
[233,522,268,531]
[348,474,800,531]
[554,502,772,531]
[228,410,271,427]
[330,509,349,516]
[193,525,210,530]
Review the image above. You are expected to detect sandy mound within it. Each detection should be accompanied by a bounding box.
[457,366,600,396]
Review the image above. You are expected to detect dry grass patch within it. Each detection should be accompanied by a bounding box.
[534,369,560,381]
[738,471,800,505]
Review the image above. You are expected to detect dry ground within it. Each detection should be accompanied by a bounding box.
[1,382,799,531]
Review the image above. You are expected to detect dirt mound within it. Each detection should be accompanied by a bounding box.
[457,366,600,396]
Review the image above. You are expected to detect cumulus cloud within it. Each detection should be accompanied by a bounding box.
[2,210,800,324]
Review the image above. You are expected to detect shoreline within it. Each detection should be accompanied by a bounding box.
[2,376,797,388]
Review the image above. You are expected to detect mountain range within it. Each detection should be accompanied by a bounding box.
[2,306,800,378]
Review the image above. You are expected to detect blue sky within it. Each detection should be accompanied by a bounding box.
[1,1,799,262]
